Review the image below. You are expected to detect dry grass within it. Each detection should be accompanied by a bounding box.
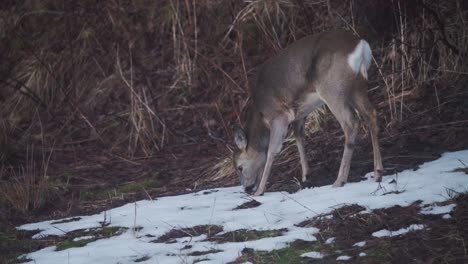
[375,1,468,121]
[203,157,236,183]
[0,0,467,213]
[0,145,54,213]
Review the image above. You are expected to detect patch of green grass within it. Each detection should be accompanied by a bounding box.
[0,225,43,263]
[79,186,109,201]
[235,240,323,264]
[251,248,309,264]
[51,217,82,224]
[362,241,392,262]
[71,226,127,238]
[94,226,126,237]
[79,172,164,201]
[116,179,159,193]
[237,229,285,241]
[56,239,92,251]
[55,226,127,251]
[209,228,287,243]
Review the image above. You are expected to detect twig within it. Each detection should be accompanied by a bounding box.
[281,192,318,215]
[371,182,387,196]
[457,159,467,167]
[4,78,48,110]
[208,197,216,226]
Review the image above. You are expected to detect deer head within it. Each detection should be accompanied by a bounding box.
[233,125,267,193]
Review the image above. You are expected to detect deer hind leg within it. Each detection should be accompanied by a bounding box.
[352,90,384,182]
[292,118,309,182]
[327,101,358,187]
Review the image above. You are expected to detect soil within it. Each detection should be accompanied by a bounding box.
[233,194,468,263]
[152,225,223,244]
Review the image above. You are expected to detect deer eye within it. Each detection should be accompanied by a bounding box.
[237,166,243,173]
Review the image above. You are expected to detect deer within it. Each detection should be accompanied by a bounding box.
[233,30,383,196]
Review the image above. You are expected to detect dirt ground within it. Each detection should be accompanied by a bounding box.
[232,194,468,263]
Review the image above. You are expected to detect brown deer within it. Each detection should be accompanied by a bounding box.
[233,30,383,196]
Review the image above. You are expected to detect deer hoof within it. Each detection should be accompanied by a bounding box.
[253,188,265,196]
[332,181,345,188]
[373,170,383,182]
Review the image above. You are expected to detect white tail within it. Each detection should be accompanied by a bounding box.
[347,39,372,80]
[233,30,383,196]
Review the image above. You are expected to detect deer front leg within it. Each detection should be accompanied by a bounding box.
[292,118,309,182]
[253,117,290,196]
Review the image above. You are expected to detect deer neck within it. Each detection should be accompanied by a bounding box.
[243,105,270,153]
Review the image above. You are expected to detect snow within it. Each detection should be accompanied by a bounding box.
[325,237,336,244]
[17,150,468,264]
[301,251,324,259]
[337,255,352,261]
[73,236,94,241]
[420,204,456,215]
[359,252,367,257]
[372,224,426,238]
[353,241,366,247]
[443,214,452,219]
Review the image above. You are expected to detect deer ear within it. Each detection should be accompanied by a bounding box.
[234,126,247,150]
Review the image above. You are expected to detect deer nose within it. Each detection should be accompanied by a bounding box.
[244,184,257,194]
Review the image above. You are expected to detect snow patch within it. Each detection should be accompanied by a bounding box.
[337,255,352,261]
[372,224,426,238]
[353,241,366,247]
[322,214,333,219]
[421,204,456,215]
[301,251,324,259]
[325,237,336,244]
[72,236,94,241]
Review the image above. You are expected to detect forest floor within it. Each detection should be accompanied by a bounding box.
[10,150,468,263]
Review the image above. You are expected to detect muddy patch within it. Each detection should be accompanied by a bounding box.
[188,249,223,256]
[55,226,127,251]
[233,199,261,210]
[232,195,468,263]
[207,228,288,243]
[152,225,223,243]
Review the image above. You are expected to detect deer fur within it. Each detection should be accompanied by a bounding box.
[233,30,383,196]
